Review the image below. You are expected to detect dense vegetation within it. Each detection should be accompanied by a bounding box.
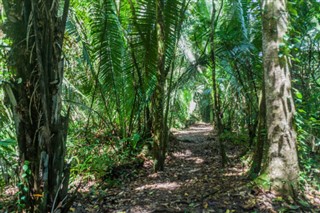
[0,0,319,212]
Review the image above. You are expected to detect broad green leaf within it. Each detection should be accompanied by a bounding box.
[295,91,303,99]
[23,164,29,172]
[0,138,16,146]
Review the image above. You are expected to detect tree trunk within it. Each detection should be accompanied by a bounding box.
[261,0,299,196]
[249,88,266,178]
[152,0,167,172]
[152,77,166,172]
[210,0,227,167]
[3,0,70,211]
[247,104,258,149]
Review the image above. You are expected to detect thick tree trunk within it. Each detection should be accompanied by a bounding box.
[261,0,299,196]
[3,0,70,211]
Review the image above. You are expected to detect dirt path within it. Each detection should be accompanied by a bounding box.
[1,123,319,212]
[72,123,253,212]
[72,123,319,212]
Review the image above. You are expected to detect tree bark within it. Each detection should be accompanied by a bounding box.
[3,0,70,211]
[152,0,166,172]
[261,0,299,196]
[249,88,266,178]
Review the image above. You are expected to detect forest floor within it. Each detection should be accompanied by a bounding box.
[1,123,319,212]
[71,123,320,213]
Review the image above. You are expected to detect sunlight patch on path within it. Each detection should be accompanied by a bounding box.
[223,166,246,177]
[175,127,212,136]
[172,149,193,157]
[187,157,204,164]
[135,182,181,191]
[172,149,205,164]
[173,123,214,143]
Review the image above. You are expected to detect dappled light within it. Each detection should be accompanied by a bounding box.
[174,123,213,137]
[172,149,193,158]
[172,149,205,164]
[135,182,181,191]
[0,0,319,212]
[63,123,313,212]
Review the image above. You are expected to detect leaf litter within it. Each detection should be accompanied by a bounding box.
[71,123,320,212]
[1,123,319,212]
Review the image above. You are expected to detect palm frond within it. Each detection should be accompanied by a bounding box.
[219,0,248,43]
[90,0,137,136]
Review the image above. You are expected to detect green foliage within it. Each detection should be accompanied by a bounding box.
[61,0,319,190]
[16,161,31,210]
[0,87,16,190]
[0,138,15,146]
[0,138,17,189]
[296,111,320,187]
[254,173,271,191]
[288,0,320,191]
[219,131,248,146]
[67,116,147,181]
[0,0,319,208]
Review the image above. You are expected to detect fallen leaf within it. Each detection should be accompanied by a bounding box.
[242,199,256,209]
[203,202,208,209]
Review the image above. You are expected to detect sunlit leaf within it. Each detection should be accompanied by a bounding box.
[295,91,303,99]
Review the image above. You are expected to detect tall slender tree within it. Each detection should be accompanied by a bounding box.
[261,0,299,196]
[152,0,167,171]
[2,0,70,211]
[249,87,266,178]
[152,0,187,171]
[210,0,227,167]
[127,0,187,172]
